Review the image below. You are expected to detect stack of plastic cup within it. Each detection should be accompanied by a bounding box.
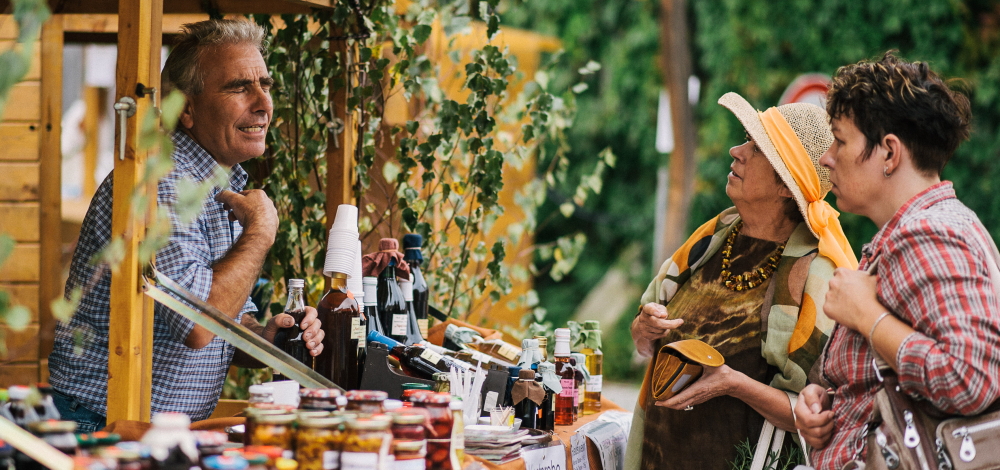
[347,239,364,300]
[323,204,359,278]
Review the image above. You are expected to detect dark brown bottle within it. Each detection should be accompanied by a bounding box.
[315,272,363,390]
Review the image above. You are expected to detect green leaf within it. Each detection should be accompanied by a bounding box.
[0,234,14,267]
[413,24,432,44]
[160,90,186,131]
[51,288,82,323]
[3,305,30,330]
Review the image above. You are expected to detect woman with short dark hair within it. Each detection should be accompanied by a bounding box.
[795,52,1000,470]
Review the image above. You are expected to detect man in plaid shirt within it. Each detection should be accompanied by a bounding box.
[48,20,325,431]
[794,52,1000,469]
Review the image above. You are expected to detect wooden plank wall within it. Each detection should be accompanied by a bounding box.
[0,15,61,388]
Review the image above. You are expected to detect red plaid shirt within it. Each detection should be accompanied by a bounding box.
[811,182,1000,470]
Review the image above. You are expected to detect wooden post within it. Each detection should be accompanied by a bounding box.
[658,0,697,260]
[37,16,63,371]
[107,0,162,423]
[82,86,102,199]
[324,33,356,288]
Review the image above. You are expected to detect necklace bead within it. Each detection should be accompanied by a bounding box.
[720,221,785,292]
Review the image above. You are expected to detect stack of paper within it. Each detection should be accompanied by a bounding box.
[463,425,530,464]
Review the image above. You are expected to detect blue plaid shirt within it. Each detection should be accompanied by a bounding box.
[49,131,257,421]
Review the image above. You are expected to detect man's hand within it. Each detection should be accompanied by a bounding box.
[795,384,835,449]
[824,268,883,334]
[656,365,736,409]
[262,306,325,357]
[632,302,683,357]
[215,189,278,244]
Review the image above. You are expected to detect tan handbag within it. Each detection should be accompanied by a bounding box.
[650,339,724,401]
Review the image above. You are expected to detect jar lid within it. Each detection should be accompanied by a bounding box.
[300,388,342,399]
[383,399,403,412]
[391,412,427,425]
[411,392,451,404]
[297,416,345,428]
[6,385,29,400]
[401,390,434,401]
[254,413,296,424]
[28,420,77,434]
[401,383,433,391]
[151,412,191,428]
[245,407,289,416]
[346,416,392,431]
[448,400,463,411]
[203,455,249,470]
[288,279,305,289]
[345,390,388,402]
[394,440,426,453]
[332,411,361,420]
[248,385,274,395]
[193,430,229,447]
[244,445,284,458]
[295,410,331,419]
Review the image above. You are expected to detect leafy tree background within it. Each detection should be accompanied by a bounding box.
[501,0,1000,381]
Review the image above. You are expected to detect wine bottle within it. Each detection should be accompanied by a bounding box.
[362,277,383,337]
[400,280,423,345]
[553,328,575,425]
[314,272,363,390]
[274,279,310,381]
[581,320,604,415]
[377,258,409,344]
[402,234,430,338]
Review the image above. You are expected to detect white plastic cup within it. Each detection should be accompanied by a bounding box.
[330,204,359,234]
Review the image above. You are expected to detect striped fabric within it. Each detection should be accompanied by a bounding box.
[48,131,257,422]
[812,182,1000,470]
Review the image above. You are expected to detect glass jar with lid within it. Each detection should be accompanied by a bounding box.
[248,385,275,408]
[393,440,426,470]
[28,420,78,454]
[245,408,292,446]
[390,412,426,442]
[299,388,342,412]
[251,413,296,449]
[410,393,452,438]
[295,415,345,470]
[344,390,388,414]
[341,416,393,470]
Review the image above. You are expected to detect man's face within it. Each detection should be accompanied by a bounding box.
[179,43,273,168]
[726,134,787,209]
[819,116,884,217]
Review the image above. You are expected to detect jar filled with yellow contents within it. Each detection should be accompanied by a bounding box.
[295,416,345,470]
[245,408,292,446]
[251,413,296,449]
[341,416,393,470]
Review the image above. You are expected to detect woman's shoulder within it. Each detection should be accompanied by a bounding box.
[890,199,991,252]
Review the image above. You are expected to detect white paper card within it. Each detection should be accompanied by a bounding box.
[483,391,499,412]
[351,317,364,340]
[522,440,568,470]
[584,420,628,470]
[587,375,603,392]
[570,433,591,470]
[391,314,408,335]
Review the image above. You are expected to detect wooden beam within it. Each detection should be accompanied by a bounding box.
[37,15,62,362]
[325,37,356,231]
[107,0,161,424]
[657,0,697,261]
[82,86,101,198]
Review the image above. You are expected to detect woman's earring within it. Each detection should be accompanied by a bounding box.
[884,167,892,178]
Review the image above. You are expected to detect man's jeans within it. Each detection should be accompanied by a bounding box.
[51,388,106,433]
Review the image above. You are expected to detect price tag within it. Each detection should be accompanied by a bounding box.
[420,348,444,364]
[417,319,429,338]
[483,390,499,412]
[498,344,518,361]
[391,314,408,336]
[560,379,575,398]
[350,317,364,341]
[587,374,603,392]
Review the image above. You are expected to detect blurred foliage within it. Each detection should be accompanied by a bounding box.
[502,0,1000,381]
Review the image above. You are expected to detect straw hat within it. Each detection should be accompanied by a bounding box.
[718,92,834,239]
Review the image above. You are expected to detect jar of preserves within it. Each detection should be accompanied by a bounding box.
[295,416,345,470]
[251,413,296,449]
[344,390,387,414]
[28,420,78,454]
[296,410,332,422]
[341,416,393,470]
[248,385,276,409]
[393,440,426,470]
[400,390,433,404]
[410,393,452,438]
[432,373,450,394]
[300,389,343,412]
[245,408,292,446]
[390,413,426,441]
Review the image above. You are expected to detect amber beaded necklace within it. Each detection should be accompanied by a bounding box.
[720,221,785,292]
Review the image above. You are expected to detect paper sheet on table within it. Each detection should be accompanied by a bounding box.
[521,438,568,470]
[570,432,590,470]
[578,411,633,470]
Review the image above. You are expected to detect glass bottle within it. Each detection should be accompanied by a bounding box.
[448,400,464,470]
[401,280,423,346]
[569,357,582,421]
[363,277,383,337]
[248,385,275,409]
[570,353,587,417]
[6,386,39,428]
[533,336,548,363]
[512,370,539,429]
[553,328,575,425]
[402,234,429,339]
[315,272,363,390]
[377,258,409,345]
[274,279,311,381]
[534,365,556,432]
[581,320,604,415]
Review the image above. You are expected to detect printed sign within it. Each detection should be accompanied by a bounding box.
[391,314,408,336]
[522,440,568,470]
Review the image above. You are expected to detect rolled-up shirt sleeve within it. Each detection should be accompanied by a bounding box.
[884,220,1000,415]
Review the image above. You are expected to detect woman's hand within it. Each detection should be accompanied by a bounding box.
[655,365,736,409]
[824,268,882,334]
[632,303,683,357]
[795,384,835,449]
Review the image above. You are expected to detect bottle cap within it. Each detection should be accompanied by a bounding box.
[288,279,304,289]
[383,399,403,412]
[554,328,571,356]
[248,385,274,395]
[7,385,29,400]
[448,400,464,411]
[584,320,600,331]
[362,277,378,304]
[400,280,414,302]
[554,328,570,339]
[518,369,536,380]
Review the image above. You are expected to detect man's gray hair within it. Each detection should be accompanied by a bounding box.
[163,19,267,96]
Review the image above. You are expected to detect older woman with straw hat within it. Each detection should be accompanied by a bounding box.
[623,93,857,470]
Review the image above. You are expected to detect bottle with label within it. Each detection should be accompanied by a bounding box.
[6,386,39,428]
[400,280,423,345]
[534,362,560,432]
[449,400,465,470]
[315,272,363,390]
[273,279,311,381]
[581,320,604,415]
[402,234,430,340]
[570,353,588,417]
[553,328,575,425]
[377,258,410,345]
[533,336,548,362]
[569,357,583,421]
[363,277,384,337]
[512,369,540,429]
